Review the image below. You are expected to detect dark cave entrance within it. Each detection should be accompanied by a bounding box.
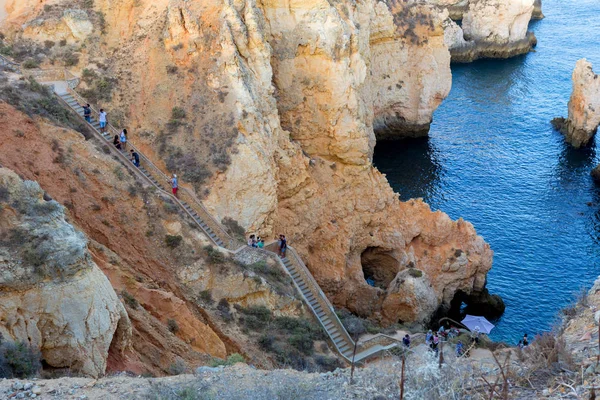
[360,247,400,289]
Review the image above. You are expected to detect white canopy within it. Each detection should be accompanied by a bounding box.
[461,315,495,334]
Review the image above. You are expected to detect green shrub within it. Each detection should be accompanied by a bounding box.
[204,245,225,264]
[198,290,213,305]
[165,235,183,248]
[408,268,423,278]
[171,107,186,120]
[167,319,179,334]
[121,290,139,309]
[208,353,245,367]
[62,51,79,67]
[22,58,40,69]
[314,355,342,372]
[168,358,187,375]
[221,217,245,241]
[0,337,42,378]
[289,334,314,355]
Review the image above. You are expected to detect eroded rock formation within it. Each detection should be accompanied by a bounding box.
[553,59,600,148]
[0,168,131,377]
[448,0,537,63]
[2,0,495,327]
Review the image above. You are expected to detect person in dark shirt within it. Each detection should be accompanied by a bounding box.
[130,150,140,167]
[82,104,92,122]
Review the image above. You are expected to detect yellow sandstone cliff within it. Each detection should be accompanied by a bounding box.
[1,0,494,327]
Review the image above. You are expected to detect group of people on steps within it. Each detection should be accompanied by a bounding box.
[81,103,179,197]
[247,234,287,257]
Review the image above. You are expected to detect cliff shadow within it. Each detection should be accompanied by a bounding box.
[373,137,443,203]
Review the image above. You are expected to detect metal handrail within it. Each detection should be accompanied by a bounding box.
[37,66,399,363]
[63,88,236,249]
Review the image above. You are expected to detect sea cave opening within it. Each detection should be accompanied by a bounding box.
[360,247,400,289]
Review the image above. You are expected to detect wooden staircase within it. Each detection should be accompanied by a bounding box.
[35,68,400,363]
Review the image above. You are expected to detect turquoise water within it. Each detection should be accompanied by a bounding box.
[373,0,600,343]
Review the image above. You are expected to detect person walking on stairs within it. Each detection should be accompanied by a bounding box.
[170,174,178,197]
[130,150,140,167]
[113,134,121,150]
[278,234,287,258]
[98,109,107,133]
[82,103,92,123]
[119,129,128,151]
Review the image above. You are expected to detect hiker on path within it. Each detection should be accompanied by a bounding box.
[402,334,410,348]
[425,330,433,346]
[113,134,121,150]
[278,234,287,258]
[522,333,529,347]
[98,109,107,133]
[170,174,178,197]
[130,150,140,167]
[455,341,464,357]
[248,234,257,247]
[119,129,127,151]
[257,238,264,249]
[82,103,92,123]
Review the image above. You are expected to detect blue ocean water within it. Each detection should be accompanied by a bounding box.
[373,0,600,343]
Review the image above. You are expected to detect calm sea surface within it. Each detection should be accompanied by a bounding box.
[374,0,600,342]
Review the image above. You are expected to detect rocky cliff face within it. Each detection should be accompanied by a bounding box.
[553,59,600,148]
[446,0,536,63]
[2,0,496,327]
[0,168,131,377]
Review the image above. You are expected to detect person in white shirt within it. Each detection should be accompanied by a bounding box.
[119,129,127,151]
[98,109,107,133]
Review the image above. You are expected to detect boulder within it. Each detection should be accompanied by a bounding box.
[0,168,131,377]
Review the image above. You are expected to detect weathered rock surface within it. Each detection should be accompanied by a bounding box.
[553,59,600,148]
[448,0,537,63]
[2,0,494,327]
[370,1,452,139]
[23,9,94,44]
[429,0,470,20]
[0,168,131,377]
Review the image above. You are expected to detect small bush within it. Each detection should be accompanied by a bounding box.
[62,51,79,67]
[198,290,213,304]
[127,184,139,197]
[22,58,40,69]
[217,299,233,322]
[204,245,225,264]
[171,107,186,120]
[166,65,178,74]
[168,358,187,375]
[314,355,342,371]
[113,166,125,180]
[288,334,314,355]
[121,290,139,309]
[165,235,183,248]
[0,338,42,378]
[221,217,245,241]
[167,319,179,334]
[208,353,245,367]
[408,268,423,278]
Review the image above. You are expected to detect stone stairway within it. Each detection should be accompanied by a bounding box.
[281,255,355,359]
[49,78,400,363]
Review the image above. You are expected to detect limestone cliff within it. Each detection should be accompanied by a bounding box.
[0,168,131,378]
[429,0,469,20]
[443,0,537,63]
[2,0,496,327]
[553,59,600,148]
[429,0,543,21]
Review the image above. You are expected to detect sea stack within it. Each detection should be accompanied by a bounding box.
[447,0,537,63]
[532,0,544,19]
[553,59,600,148]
